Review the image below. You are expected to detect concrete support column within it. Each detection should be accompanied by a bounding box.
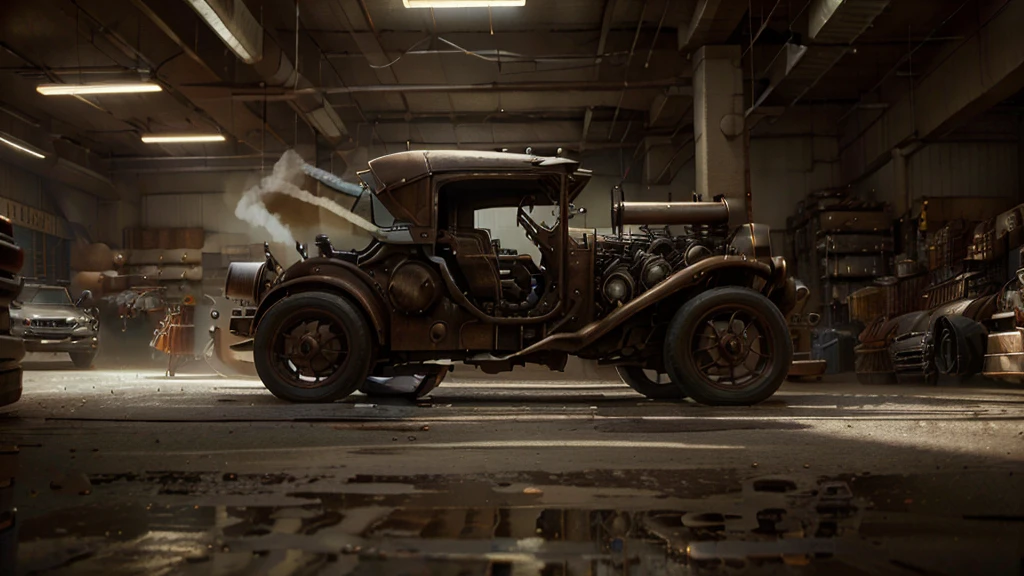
[692,45,747,225]
[891,147,909,218]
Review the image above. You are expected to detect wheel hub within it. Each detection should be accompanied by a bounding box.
[718,333,748,363]
[280,320,344,383]
[299,335,319,357]
[691,306,771,390]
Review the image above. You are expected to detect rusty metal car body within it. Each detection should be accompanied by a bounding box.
[225,151,795,405]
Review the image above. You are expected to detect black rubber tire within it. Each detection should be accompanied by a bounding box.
[663,287,792,406]
[615,366,686,400]
[254,291,374,403]
[70,352,96,369]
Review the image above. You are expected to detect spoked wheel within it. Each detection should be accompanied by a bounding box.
[615,366,686,400]
[254,291,374,403]
[664,287,791,406]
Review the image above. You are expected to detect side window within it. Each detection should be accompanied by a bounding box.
[370,194,396,228]
[474,206,542,262]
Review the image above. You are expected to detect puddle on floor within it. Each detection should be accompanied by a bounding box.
[7,464,1023,575]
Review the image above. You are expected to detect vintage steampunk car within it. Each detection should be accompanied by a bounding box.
[225,151,796,405]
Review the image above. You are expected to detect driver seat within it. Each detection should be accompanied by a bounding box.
[451,229,501,302]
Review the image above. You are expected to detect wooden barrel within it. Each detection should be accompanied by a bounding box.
[131,265,160,282]
[161,249,202,265]
[158,265,203,281]
[139,229,159,250]
[157,228,174,249]
[129,249,162,265]
[175,228,205,249]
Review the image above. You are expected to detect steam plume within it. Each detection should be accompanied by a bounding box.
[234,150,379,244]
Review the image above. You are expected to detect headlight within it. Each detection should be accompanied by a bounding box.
[66,316,77,324]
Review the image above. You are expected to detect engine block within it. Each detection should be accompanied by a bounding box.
[594,227,724,310]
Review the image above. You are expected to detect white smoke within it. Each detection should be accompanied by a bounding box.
[234,150,379,244]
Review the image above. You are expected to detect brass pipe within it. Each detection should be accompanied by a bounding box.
[613,199,730,228]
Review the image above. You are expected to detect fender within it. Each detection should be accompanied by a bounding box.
[505,255,774,357]
[253,259,389,344]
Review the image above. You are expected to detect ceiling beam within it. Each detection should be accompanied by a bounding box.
[122,0,288,153]
[679,0,749,51]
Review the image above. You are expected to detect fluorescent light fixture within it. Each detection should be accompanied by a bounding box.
[185,0,263,64]
[141,134,226,144]
[0,132,45,159]
[403,0,525,7]
[36,82,163,96]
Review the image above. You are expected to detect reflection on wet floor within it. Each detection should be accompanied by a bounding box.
[10,466,1023,575]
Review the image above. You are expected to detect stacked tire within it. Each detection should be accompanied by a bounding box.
[0,216,24,408]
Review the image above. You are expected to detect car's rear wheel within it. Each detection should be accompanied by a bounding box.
[664,287,791,406]
[254,291,374,403]
[70,352,96,369]
[615,366,686,399]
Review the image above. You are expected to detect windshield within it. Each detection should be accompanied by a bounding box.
[21,286,73,306]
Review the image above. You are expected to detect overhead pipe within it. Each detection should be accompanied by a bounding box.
[245,9,347,141]
[612,199,730,229]
[228,78,687,99]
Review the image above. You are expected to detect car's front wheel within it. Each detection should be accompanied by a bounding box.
[69,352,96,369]
[663,287,792,406]
[254,291,375,403]
[615,366,686,400]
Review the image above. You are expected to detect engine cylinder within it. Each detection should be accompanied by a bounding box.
[602,268,635,305]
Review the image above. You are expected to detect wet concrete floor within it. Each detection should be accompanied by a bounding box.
[1,364,1022,574]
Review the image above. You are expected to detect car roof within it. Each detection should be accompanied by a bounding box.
[367,150,584,192]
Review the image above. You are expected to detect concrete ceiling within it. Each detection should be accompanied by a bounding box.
[0,0,1014,186]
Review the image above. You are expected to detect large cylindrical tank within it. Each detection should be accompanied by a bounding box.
[612,199,730,230]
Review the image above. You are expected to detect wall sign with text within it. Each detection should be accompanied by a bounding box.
[0,197,59,236]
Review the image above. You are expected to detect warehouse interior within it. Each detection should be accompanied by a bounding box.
[0,0,1022,573]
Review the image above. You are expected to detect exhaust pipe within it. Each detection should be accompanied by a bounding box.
[612,198,730,230]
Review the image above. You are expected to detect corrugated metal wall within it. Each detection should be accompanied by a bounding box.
[908,142,1019,199]
[0,160,83,281]
[0,161,43,206]
[852,158,895,202]
[142,193,203,228]
[142,192,250,234]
